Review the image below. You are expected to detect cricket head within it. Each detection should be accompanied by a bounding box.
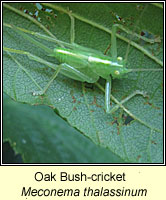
[111,56,132,79]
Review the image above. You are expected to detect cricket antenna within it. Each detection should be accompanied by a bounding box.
[124,4,149,63]
[130,68,163,72]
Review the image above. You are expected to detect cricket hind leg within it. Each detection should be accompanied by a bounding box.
[32,65,62,96]
[4,47,98,96]
[33,62,99,96]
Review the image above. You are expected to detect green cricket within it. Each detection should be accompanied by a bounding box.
[3,6,163,114]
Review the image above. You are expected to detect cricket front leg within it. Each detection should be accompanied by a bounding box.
[109,90,148,114]
[105,76,112,113]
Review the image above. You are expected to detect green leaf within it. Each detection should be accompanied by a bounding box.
[3,3,163,163]
[3,94,124,163]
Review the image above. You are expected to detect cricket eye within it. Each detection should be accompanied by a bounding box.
[114,70,120,75]
[117,57,123,61]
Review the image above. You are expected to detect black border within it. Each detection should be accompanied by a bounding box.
[1,0,165,166]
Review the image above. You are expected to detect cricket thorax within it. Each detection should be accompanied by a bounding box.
[88,56,123,68]
[87,54,128,79]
